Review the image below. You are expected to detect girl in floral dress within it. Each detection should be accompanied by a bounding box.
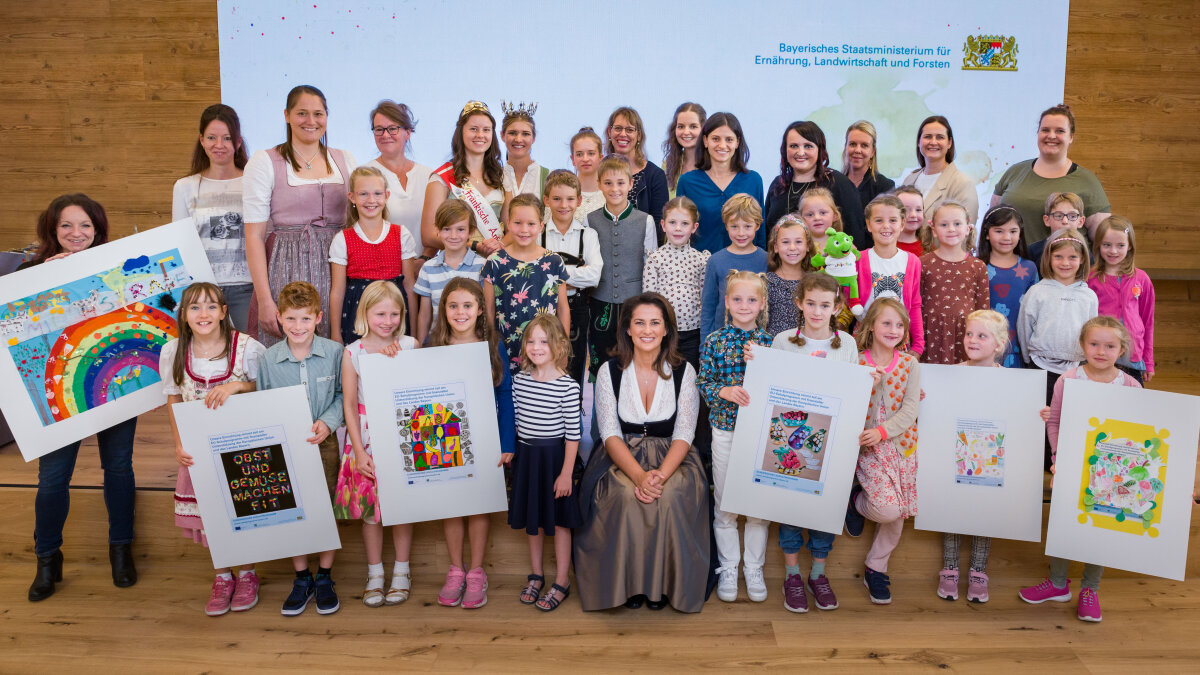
[843,298,921,606]
[481,193,569,370]
[333,280,418,607]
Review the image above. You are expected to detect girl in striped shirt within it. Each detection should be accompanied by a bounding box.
[508,314,582,612]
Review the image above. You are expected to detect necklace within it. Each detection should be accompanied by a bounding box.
[788,180,812,210]
[298,146,321,170]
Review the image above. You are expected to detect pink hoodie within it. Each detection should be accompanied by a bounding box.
[857,248,925,355]
[1087,269,1155,372]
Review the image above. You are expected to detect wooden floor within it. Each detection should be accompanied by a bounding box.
[2,413,1200,673]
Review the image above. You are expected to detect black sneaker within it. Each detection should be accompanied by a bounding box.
[315,574,340,615]
[845,484,865,537]
[281,577,315,616]
[864,567,891,605]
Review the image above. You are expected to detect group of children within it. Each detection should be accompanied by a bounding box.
[160,130,1156,625]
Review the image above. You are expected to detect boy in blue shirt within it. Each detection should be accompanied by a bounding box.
[256,281,344,617]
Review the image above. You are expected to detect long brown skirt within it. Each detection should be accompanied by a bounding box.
[574,434,710,613]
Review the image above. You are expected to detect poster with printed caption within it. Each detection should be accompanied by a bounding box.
[720,346,873,534]
[913,365,1047,541]
[173,386,340,569]
[360,341,507,526]
[1045,379,1200,580]
[0,219,215,461]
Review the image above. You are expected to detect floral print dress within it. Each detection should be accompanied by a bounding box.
[855,350,921,518]
[482,248,567,370]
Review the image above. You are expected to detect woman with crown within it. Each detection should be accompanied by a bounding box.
[419,101,507,260]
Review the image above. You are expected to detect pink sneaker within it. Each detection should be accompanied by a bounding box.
[1077,587,1102,622]
[461,567,488,609]
[966,571,989,603]
[437,566,466,607]
[205,575,236,616]
[1019,578,1071,604]
[936,568,959,600]
[231,571,259,612]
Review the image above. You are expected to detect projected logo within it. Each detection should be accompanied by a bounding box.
[962,34,1018,71]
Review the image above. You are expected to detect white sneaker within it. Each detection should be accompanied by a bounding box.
[717,567,739,602]
[744,567,768,602]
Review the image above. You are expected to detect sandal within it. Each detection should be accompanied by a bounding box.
[385,572,410,605]
[536,583,570,612]
[363,574,385,608]
[520,574,544,605]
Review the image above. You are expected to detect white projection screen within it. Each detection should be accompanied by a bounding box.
[218,0,1068,221]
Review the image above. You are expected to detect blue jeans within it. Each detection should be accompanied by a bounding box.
[778,524,835,558]
[34,417,138,556]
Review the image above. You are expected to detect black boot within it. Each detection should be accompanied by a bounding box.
[109,543,137,588]
[28,550,63,602]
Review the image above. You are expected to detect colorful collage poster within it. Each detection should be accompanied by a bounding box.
[1046,379,1200,580]
[0,220,214,460]
[721,346,873,534]
[360,341,507,526]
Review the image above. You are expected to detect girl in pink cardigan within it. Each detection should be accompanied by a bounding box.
[1087,216,1154,384]
[857,195,924,355]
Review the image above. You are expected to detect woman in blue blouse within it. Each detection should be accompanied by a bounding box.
[676,112,764,254]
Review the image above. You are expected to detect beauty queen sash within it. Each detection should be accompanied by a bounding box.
[432,163,501,239]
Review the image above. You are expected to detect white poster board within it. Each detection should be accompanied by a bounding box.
[173,386,341,569]
[0,219,215,460]
[720,347,874,534]
[1045,379,1200,581]
[360,341,508,526]
[914,365,1046,541]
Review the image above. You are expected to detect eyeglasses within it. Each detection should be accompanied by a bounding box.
[372,125,404,136]
[1049,211,1083,223]
[609,125,638,135]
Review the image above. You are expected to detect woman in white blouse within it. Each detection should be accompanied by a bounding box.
[364,100,431,255]
[172,104,252,332]
[242,85,356,345]
[574,292,710,613]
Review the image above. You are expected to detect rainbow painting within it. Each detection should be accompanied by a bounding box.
[2,249,190,426]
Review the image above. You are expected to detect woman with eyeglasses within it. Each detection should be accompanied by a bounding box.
[605,107,669,232]
[243,84,357,346]
[364,100,432,259]
[991,104,1112,249]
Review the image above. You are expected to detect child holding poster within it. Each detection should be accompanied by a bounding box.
[430,277,517,610]
[754,272,858,613]
[334,280,418,608]
[697,271,773,604]
[509,315,582,612]
[1023,316,1142,623]
[936,309,1009,604]
[256,281,345,616]
[844,298,921,605]
[1088,216,1155,384]
[162,282,266,616]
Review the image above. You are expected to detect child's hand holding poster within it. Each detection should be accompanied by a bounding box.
[914,364,1047,541]
[174,385,340,569]
[720,346,873,534]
